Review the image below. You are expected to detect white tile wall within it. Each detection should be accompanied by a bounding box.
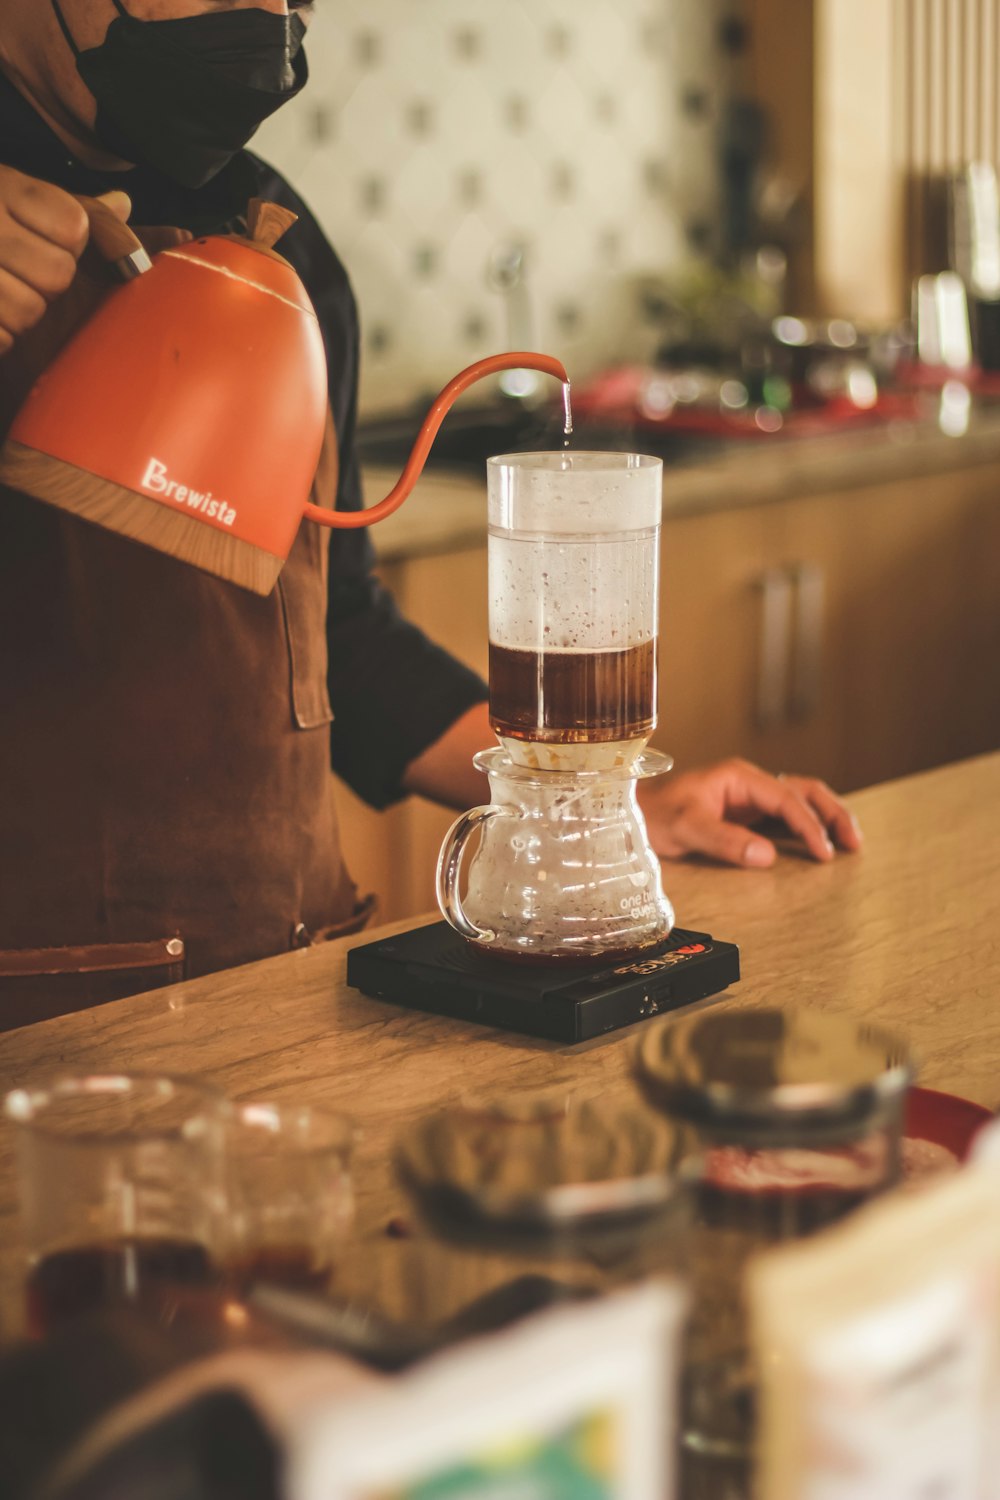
[255,0,732,413]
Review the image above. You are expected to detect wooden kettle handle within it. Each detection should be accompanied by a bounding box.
[76,195,153,279]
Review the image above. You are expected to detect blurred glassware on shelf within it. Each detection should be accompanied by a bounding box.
[938,378,972,437]
[948,163,1000,372]
[948,163,1000,301]
[914,271,973,370]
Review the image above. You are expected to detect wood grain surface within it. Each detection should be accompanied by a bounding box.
[0,753,997,1335]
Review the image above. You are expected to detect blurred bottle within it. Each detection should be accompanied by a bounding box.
[949,163,1000,369]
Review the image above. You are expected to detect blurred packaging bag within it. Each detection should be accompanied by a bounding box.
[749,1159,1000,1500]
[288,1281,686,1500]
[970,1113,1000,1168]
[0,1303,379,1500]
[2,1280,685,1500]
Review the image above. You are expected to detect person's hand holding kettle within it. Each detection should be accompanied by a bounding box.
[0,165,110,355]
[0,170,192,438]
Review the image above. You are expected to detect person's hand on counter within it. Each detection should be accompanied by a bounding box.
[638,758,863,868]
[403,706,862,867]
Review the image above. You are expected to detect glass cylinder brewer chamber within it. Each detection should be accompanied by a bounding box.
[635,1008,914,1486]
[487,451,662,771]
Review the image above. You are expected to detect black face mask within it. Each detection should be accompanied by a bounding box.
[50,0,308,189]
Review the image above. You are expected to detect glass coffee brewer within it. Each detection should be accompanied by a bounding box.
[346,448,738,1036]
[437,452,675,964]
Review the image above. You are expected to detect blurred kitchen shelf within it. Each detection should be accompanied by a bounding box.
[356,399,739,476]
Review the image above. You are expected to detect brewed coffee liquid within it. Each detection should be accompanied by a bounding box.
[226,1244,332,1294]
[472,935,665,967]
[489,639,656,743]
[26,1236,217,1336]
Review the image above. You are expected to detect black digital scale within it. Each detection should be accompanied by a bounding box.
[347,922,740,1044]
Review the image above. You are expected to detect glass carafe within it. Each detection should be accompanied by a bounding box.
[437,747,675,963]
[487,451,662,771]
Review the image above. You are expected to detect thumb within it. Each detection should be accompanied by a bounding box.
[94,189,132,222]
[670,810,777,869]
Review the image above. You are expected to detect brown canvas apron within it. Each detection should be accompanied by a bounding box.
[0,232,370,1030]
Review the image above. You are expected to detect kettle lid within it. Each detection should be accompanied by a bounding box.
[160,197,315,314]
[636,1007,914,1140]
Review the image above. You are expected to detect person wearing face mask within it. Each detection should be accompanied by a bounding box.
[0,0,862,1023]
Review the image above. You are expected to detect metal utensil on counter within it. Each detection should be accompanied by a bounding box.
[247,1272,592,1371]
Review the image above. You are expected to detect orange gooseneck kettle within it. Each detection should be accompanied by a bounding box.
[0,198,570,595]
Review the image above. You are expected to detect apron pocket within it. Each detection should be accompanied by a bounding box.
[0,937,186,1032]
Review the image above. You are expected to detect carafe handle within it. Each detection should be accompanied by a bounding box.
[435,804,511,944]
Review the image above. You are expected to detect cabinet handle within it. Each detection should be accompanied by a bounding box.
[754,568,793,729]
[788,562,825,721]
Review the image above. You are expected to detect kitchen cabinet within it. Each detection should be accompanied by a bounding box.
[659,461,1000,792]
[337,459,1000,924]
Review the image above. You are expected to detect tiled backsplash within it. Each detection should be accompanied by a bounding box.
[255,1,732,413]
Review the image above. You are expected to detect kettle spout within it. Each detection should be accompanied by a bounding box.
[302,351,571,530]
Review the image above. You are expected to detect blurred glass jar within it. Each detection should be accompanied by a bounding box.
[394,1091,693,1340]
[223,1100,356,1296]
[4,1073,228,1338]
[635,1007,913,1484]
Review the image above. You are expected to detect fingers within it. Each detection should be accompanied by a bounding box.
[0,226,82,300]
[724,759,837,863]
[668,807,777,869]
[0,264,47,336]
[0,167,91,350]
[643,757,862,871]
[4,168,88,253]
[94,190,131,224]
[782,774,863,851]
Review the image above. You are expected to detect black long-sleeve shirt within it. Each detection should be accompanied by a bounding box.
[0,71,487,808]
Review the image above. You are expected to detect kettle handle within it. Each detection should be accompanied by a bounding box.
[301,350,571,531]
[436,803,513,944]
[76,196,153,280]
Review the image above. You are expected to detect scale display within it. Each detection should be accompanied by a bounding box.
[347,922,740,1044]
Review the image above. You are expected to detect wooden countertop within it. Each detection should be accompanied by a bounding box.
[365,412,1000,561]
[0,752,998,1331]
